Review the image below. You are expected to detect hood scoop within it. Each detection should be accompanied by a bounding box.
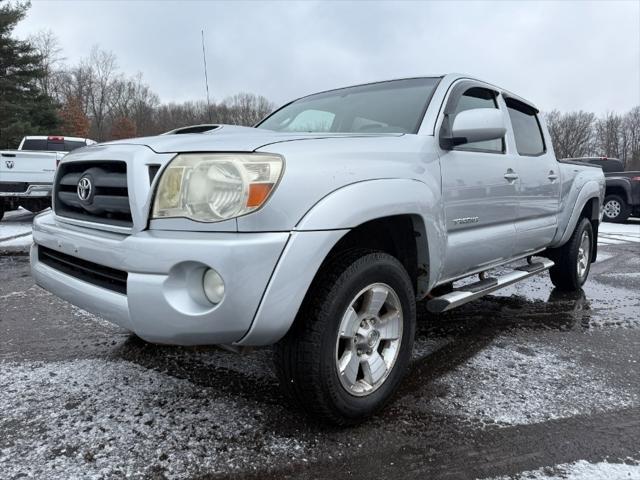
[162,124,222,135]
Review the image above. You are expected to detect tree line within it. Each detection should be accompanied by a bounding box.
[0,1,274,148]
[1,1,639,171]
[545,108,640,170]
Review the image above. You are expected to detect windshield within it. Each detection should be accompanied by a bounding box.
[257,77,441,134]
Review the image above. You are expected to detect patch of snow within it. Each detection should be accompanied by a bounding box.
[0,359,308,479]
[598,238,626,245]
[594,252,613,263]
[0,223,32,241]
[599,222,640,243]
[483,459,640,479]
[69,304,123,331]
[423,339,637,426]
[0,233,32,247]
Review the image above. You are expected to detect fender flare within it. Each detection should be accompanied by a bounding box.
[235,178,446,346]
[604,178,633,204]
[294,177,445,295]
[551,180,601,247]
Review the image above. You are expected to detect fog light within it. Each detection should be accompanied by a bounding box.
[203,268,225,304]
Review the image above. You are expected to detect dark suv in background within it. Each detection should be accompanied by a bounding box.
[563,157,640,223]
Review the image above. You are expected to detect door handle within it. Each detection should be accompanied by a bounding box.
[504,169,519,182]
[548,171,559,181]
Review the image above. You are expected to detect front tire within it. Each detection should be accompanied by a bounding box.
[273,250,416,425]
[549,217,594,291]
[602,195,630,223]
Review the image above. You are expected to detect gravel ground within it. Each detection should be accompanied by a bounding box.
[0,212,639,479]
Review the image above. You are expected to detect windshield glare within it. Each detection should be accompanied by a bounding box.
[257,77,440,134]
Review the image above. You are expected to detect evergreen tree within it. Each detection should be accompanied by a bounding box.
[0,1,59,149]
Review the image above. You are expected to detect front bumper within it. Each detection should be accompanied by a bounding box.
[31,212,289,345]
[0,183,52,197]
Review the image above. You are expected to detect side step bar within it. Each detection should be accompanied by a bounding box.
[426,258,555,313]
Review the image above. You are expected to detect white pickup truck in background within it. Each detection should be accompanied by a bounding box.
[0,135,96,220]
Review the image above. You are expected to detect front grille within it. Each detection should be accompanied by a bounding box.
[38,246,127,294]
[0,182,28,193]
[54,161,132,227]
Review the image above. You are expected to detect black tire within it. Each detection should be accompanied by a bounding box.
[602,195,630,223]
[273,249,416,425]
[0,199,4,221]
[549,217,594,291]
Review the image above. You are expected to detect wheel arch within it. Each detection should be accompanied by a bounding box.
[605,181,632,204]
[294,178,444,295]
[551,180,601,248]
[236,179,445,346]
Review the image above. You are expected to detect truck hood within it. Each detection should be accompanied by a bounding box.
[102,125,402,153]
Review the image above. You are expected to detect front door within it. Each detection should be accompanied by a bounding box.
[439,85,518,281]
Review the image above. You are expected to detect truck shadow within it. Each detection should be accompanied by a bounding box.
[110,288,590,430]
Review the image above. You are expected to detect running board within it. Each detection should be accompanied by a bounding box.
[426,258,555,313]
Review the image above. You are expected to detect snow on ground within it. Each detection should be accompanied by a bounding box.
[598,220,640,246]
[0,233,32,247]
[484,459,640,480]
[421,338,638,427]
[0,208,34,249]
[0,359,308,479]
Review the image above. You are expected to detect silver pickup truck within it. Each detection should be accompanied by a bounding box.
[30,74,605,424]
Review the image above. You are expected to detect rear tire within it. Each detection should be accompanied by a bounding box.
[273,250,416,425]
[602,195,630,223]
[0,199,4,221]
[549,217,594,291]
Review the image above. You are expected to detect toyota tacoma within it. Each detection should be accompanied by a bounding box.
[30,74,605,424]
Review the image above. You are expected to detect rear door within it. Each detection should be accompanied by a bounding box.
[504,97,561,252]
[438,83,518,280]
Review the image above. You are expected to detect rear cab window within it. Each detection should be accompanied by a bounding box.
[505,98,545,156]
[21,139,48,151]
[21,138,86,152]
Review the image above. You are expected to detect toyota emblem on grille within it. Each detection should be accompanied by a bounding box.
[77,176,93,202]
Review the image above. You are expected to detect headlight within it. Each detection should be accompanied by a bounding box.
[152,153,284,222]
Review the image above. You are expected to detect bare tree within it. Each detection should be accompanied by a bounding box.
[222,93,274,126]
[622,107,640,170]
[110,73,159,136]
[593,111,622,159]
[544,110,595,159]
[84,46,118,141]
[29,29,64,98]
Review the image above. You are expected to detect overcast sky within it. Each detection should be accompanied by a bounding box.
[15,0,640,114]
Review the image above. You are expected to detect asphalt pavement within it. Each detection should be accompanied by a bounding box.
[1,211,639,479]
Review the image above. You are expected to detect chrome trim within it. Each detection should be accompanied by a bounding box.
[53,213,133,235]
[434,247,547,287]
[428,258,555,313]
[0,184,52,197]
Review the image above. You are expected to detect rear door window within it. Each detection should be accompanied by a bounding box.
[505,98,545,156]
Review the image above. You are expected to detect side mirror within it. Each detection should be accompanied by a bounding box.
[448,108,506,147]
